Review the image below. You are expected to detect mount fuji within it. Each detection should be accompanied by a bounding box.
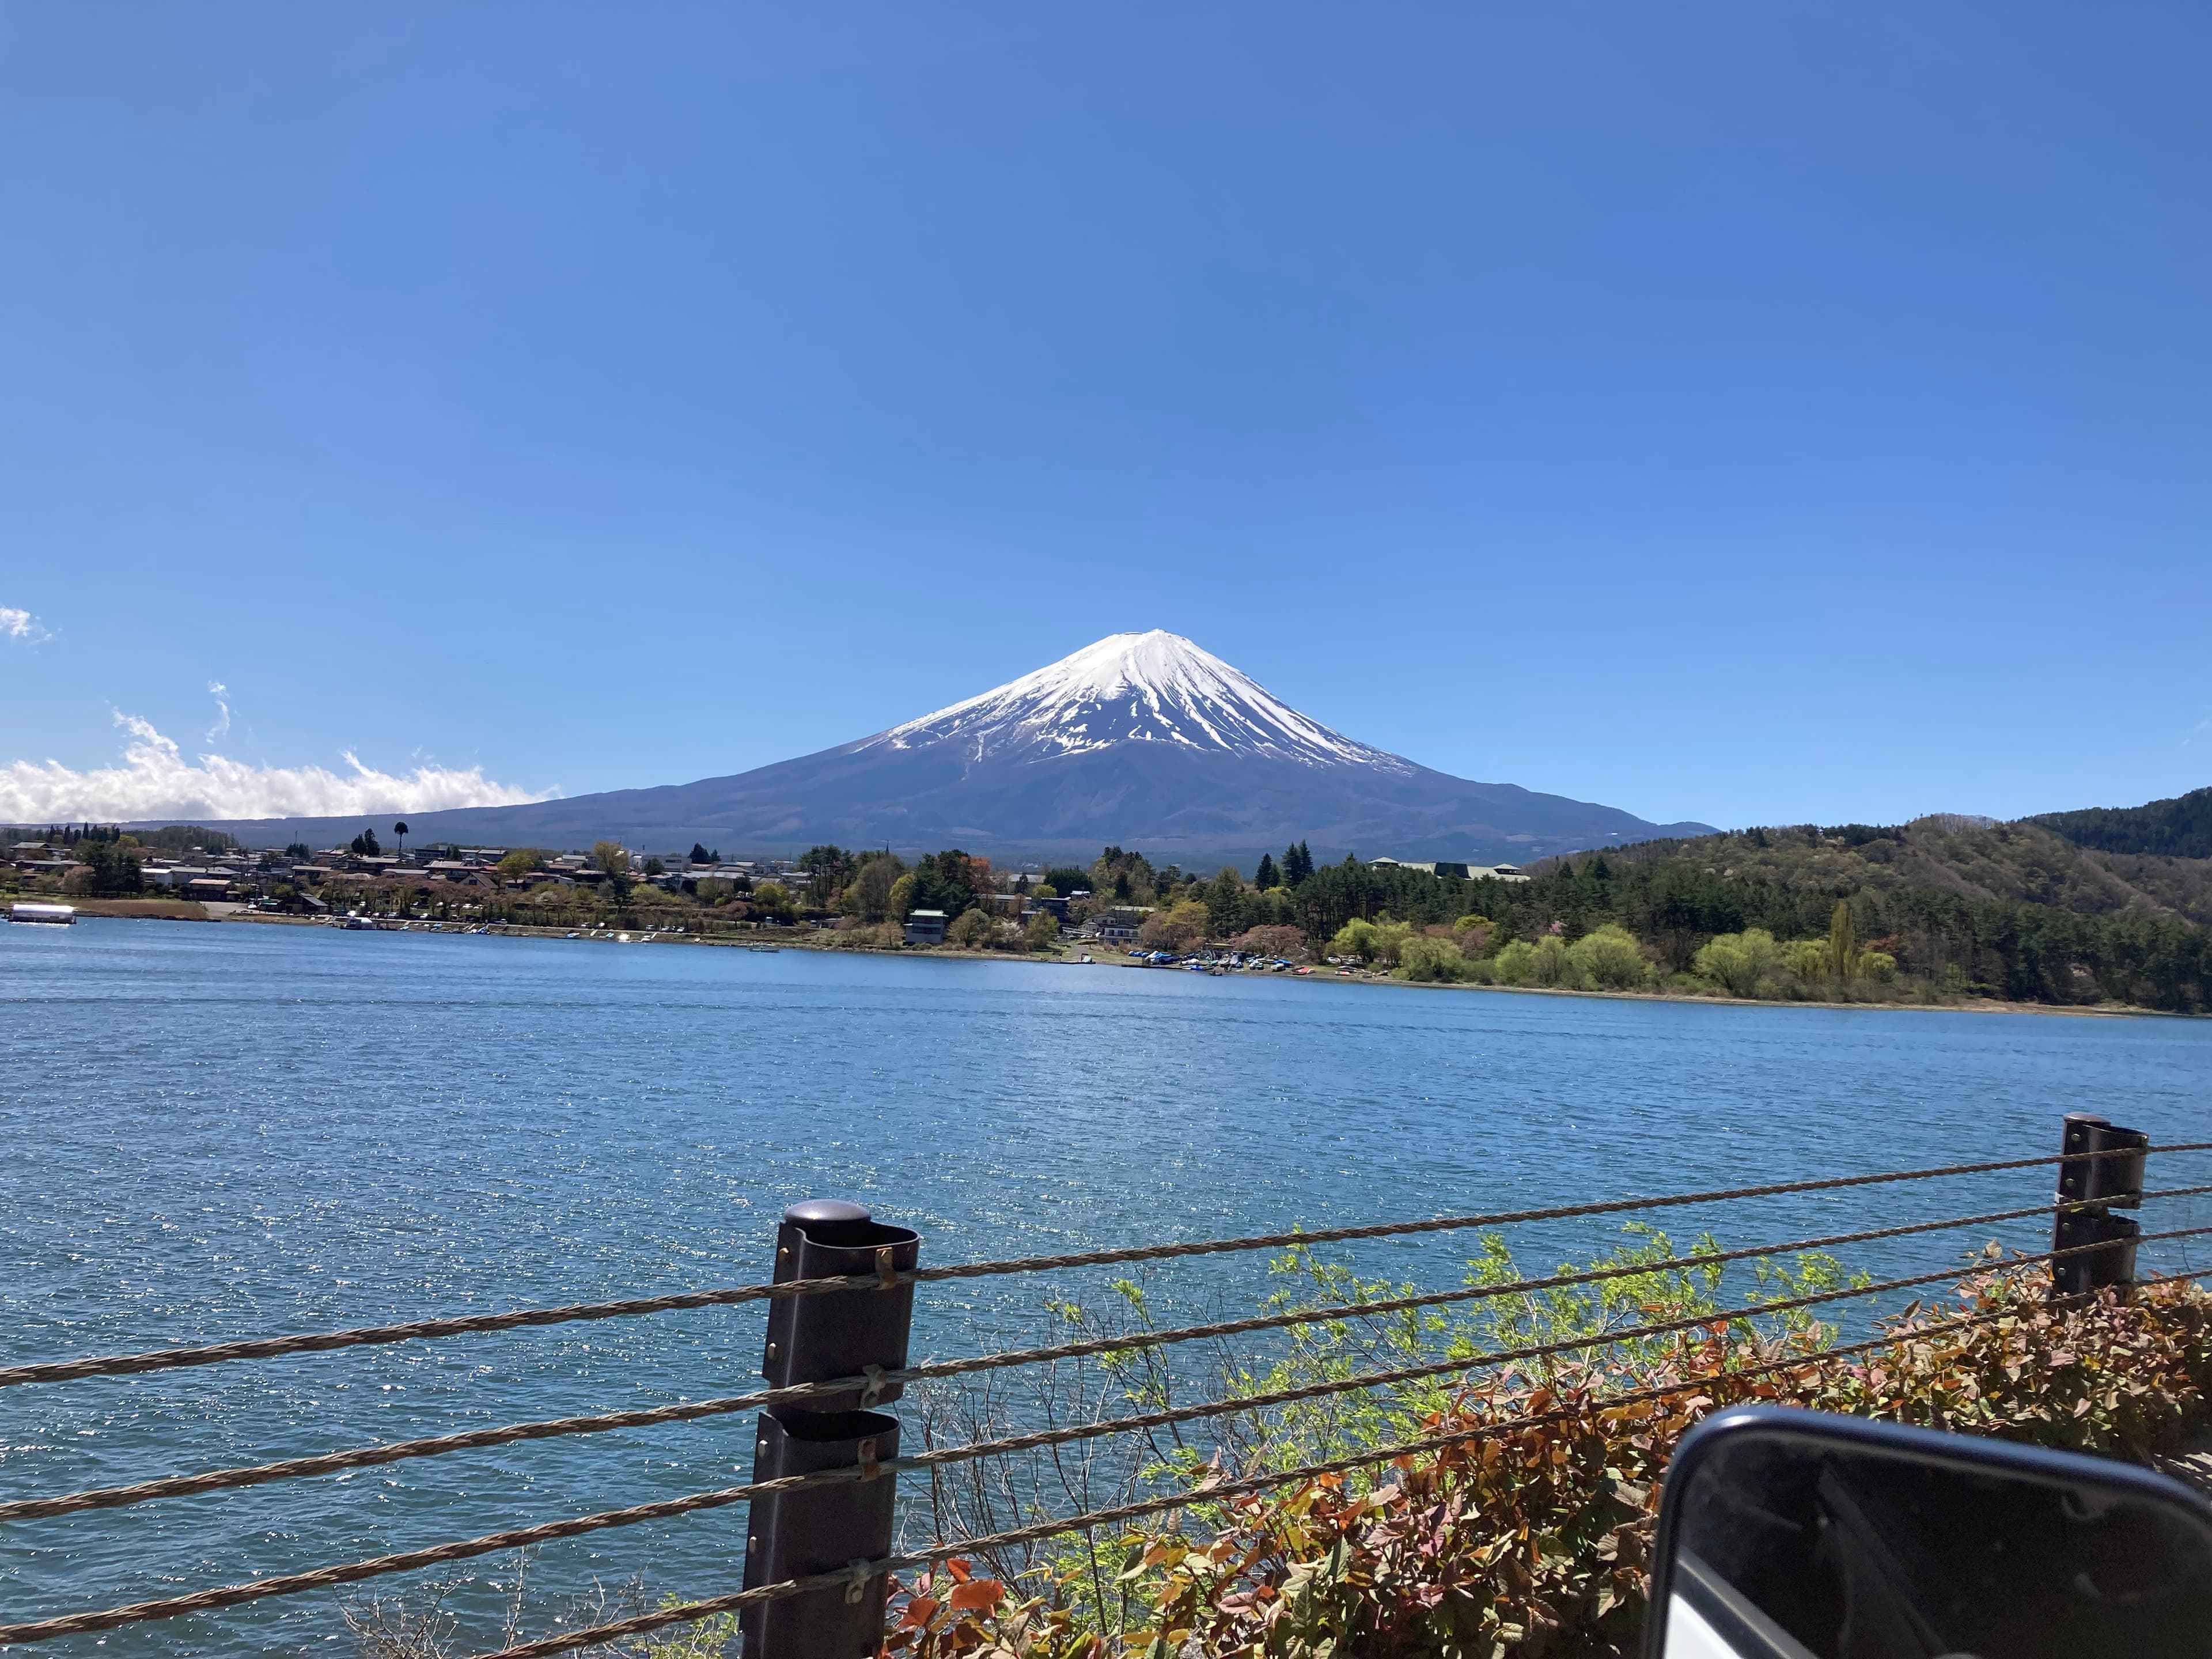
[200,632,1711,862]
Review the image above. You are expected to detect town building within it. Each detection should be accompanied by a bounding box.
[1369,857,1527,882]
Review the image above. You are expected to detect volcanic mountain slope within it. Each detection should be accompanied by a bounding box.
[202,632,1713,862]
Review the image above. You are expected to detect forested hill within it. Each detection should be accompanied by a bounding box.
[2032,786,2212,861]
[1548,816,2212,928]
[1442,815,2212,1011]
[1119,812,2194,1010]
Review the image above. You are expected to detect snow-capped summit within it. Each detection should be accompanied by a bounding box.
[857,630,1412,772]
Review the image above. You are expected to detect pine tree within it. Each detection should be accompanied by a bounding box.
[1828,899,1858,982]
[1255,852,1279,889]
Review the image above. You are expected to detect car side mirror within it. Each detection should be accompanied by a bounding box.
[1647,1406,2212,1659]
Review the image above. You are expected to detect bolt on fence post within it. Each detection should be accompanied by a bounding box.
[743,1199,921,1659]
[2052,1113,2146,1298]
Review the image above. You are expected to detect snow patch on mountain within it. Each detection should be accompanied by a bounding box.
[856,630,1413,773]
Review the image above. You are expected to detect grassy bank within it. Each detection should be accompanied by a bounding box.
[53,896,212,921]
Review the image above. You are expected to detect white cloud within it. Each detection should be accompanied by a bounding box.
[206,681,231,742]
[0,712,550,824]
[2,606,49,642]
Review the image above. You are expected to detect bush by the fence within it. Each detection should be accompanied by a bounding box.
[884,1266,2212,1659]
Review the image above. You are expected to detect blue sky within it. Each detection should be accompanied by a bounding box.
[1,5,2206,831]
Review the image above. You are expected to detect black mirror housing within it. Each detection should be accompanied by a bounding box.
[1648,1407,2212,1659]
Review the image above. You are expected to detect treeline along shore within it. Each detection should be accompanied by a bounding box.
[11,797,2212,1013]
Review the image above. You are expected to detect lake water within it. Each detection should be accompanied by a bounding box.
[4,918,2209,1654]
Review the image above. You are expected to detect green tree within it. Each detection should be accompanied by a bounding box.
[1452,914,1494,956]
[843,854,906,922]
[1328,917,1417,966]
[911,849,988,915]
[1785,938,1831,983]
[799,844,858,898]
[1397,934,1478,982]
[946,908,999,949]
[1566,923,1652,990]
[496,848,540,881]
[689,843,713,865]
[1695,927,1785,997]
[1828,899,1859,982]
[1491,938,1538,984]
[1044,864,1091,896]
[885,872,918,921]
[1024,910,1060,951]
[1138,898,1212,953]
[1528,933,1575,987]
[1091,846,1156,905]
[752,881,797,922]
[1254,852,1279,890]
[1329,917,1381,961]
[77,838,143,896]
[1204,865,1247,935]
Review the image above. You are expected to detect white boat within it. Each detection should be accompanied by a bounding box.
[9,902,75,926]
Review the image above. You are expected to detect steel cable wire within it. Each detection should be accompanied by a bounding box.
[460,1268,2212,1659]
[5,1228,2205,1646]
[12,1185,2209,1527]
[8,1141,2200,1391]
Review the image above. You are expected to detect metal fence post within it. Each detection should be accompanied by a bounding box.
[743,1199,921,1659]
[2052,1113,2146,1298]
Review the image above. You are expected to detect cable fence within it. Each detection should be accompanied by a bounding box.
[1,1114,2206,1657]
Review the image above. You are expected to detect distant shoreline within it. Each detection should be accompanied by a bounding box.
[1069,939,2146,1017]
[25,905,2168,1020]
